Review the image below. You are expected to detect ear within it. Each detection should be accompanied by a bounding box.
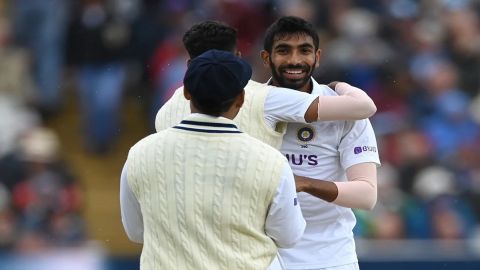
[235,50,242,57]
[260,50,270,67]
[235,90,245,108]
[183,87,192,100]
[315,49,322,68]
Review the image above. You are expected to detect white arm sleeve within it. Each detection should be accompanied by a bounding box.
[317,82,376,121]
[265,162,306,248]
[120,163,144,243]
[264,87,319,129]
[333,162,377,210]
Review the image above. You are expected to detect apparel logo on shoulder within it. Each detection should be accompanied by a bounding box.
[354,146,377,154]
[297,126,315,148]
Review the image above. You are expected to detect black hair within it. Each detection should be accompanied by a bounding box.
[263,16,319,53]
[189,97,237,117]
[183,21,238,59]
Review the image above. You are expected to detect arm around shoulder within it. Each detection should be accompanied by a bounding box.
[316,82,377,121]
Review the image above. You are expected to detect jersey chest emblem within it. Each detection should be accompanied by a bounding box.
[297,126,315,148]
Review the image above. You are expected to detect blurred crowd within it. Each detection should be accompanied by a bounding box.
[308,0,480,241]
[0,0,480,253]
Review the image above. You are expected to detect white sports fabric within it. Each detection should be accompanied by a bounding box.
[278,79,380,269]
[263,87,319,129]
[126,114,297,270]
[267,254,285,270]
[306,262,360,270]
[154,81,318,149]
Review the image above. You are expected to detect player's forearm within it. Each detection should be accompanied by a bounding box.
[295,175,338,202]
[333,179,377,210]
[294,163,378,210]
[295,176,376,210]
[317,82,376,121]
[334,162,377,210]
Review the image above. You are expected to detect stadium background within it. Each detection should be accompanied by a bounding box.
[0,0,480,269]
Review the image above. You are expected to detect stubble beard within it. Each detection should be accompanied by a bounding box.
[269,59,316,91]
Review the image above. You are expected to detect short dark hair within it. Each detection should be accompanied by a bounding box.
[189,98,236,117]
[182,21,238,59]
[263,16,319,53]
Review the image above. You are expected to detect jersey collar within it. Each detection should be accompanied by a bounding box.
[173,114,242,134]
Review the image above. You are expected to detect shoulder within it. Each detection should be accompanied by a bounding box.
[245,80,271,94]
[155,85,189,131]
[129,131,169,154]
[242,80,272,107]
[245,79,263,88]
[312,80,336,96]
[156,86,187,109]
[169,85,186,100]
[342,118,375,134]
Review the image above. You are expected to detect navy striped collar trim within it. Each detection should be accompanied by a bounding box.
[173,120,242,134]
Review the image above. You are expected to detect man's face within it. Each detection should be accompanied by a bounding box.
[261,33,321,92]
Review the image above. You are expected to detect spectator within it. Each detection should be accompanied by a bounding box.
[0,127,86,251]
[66,0,132,154]
[11,0,70,118]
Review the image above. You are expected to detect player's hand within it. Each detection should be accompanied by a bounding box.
[327,81,340,91]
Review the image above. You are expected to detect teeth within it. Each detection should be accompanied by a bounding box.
[285,70,303,74]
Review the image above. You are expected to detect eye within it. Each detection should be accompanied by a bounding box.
[301,48,313,54]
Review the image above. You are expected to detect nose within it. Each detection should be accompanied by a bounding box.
[285,50,303,66]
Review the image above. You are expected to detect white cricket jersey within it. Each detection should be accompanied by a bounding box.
[278,79,381,269]
[264,87,318,129]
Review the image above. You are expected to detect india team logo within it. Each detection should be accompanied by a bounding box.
[297,126,315,142]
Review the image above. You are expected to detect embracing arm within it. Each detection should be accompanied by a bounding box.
[295,162,377,210]
[304,82,376,122]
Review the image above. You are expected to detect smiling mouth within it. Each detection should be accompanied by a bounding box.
[282,69,306,80]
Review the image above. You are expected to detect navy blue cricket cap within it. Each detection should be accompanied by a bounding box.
[183,49,252,105]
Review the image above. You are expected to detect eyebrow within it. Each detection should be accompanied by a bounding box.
[298,43,315,49]
[273,42,314,50]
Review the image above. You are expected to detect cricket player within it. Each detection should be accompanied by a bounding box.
[260,16,381,270]
[152,20,377,270]
[155,21,377,150]
[121,50,305,270]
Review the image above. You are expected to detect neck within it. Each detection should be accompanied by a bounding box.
[298,79,313,93]
[190,106,237,120]
[221,110,238,120]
